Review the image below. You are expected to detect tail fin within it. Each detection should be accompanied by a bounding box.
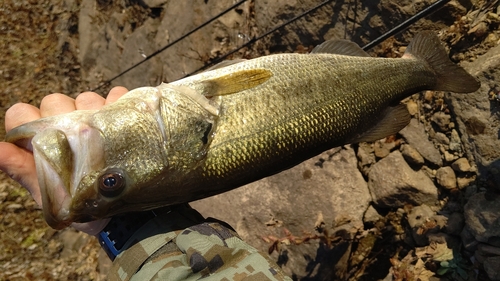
[403,31,480,93]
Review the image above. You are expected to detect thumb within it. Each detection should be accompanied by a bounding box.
[0,142,42,206]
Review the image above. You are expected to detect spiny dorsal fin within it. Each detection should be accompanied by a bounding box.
[205,59,247,71]
[201,68,272,97]
[311,39,370,57]
[349,104,411,143]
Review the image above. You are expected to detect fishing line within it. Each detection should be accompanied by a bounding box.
[91,0,249,92]
[361,0,452,50]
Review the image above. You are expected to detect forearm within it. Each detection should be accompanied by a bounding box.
[102,204,291,281]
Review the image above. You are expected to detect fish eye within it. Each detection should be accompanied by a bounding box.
[98,169,126,197]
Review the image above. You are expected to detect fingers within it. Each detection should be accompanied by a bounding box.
[75,92,105,110]
[0,142,42,206]
[105,86,128,105]
[40,93,76,118]
[5,103,42,132]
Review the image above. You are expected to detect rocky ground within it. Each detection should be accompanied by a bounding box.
[1,0,500,280]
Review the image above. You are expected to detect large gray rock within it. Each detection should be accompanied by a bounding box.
[464,192,500,244]
[368,150,438,208]
[192,146,370,279]
[79,0,251,90]
[449,44,500,190]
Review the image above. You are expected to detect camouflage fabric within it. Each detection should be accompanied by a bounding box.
[107,204,291,281]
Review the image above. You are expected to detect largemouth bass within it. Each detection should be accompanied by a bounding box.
[6,32,479,229]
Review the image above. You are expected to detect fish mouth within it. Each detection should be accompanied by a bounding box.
[6,112,105,229]
[32,135,73,229]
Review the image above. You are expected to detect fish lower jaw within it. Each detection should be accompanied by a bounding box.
[34,151,73,229]
[43,209,72,229]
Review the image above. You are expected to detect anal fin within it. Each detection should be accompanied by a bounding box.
[349,104,411,143]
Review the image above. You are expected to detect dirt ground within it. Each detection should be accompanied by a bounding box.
[0,0,103,280]
[0,0,499,280]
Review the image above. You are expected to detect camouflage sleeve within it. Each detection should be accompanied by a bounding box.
[107,204,291,281]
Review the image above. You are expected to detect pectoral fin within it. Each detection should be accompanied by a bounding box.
[201,68,272,97]
[349,104,411,143]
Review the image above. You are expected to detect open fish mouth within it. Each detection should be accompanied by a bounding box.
[6,112,105,229]
[33,137,73,228]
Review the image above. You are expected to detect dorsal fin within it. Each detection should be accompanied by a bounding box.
[348,104,411,143]
[311,39,370,57]
[205,59,247,71]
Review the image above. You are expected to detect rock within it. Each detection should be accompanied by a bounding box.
[363,205,382,224]
[401,144,425,166]
[407,205,448,246]
[451,157,471,172]
[79,0,253,89]
[448,129,462,153]
[406,100,418,116]
[400,119,443,166]
[374,140,393,158]
[142,0,169,8]
[435,167,457,190]
[483,256,500,280]
[443,151,457,162]
[368,151,438,208]
[449,44,500,186]
[444,212,465,235]
[461,227,479,252]
[477,243,500,257]
[357,143,376,176]
[464,192,500,243]
[117,18,163,89]
[192,146,371,278]
[457,175,476,189]
[407,204,435,228]
[423,91,434,102]
[431,112,451,131]
[464,116,487,135]
[434,132,450,145]
[428,233,461,250]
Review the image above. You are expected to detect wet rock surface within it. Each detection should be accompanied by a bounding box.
[1,0,500,280]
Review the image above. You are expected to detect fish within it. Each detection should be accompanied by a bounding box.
[5,31,479,229]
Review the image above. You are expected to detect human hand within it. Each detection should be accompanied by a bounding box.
[0,86,128,234]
